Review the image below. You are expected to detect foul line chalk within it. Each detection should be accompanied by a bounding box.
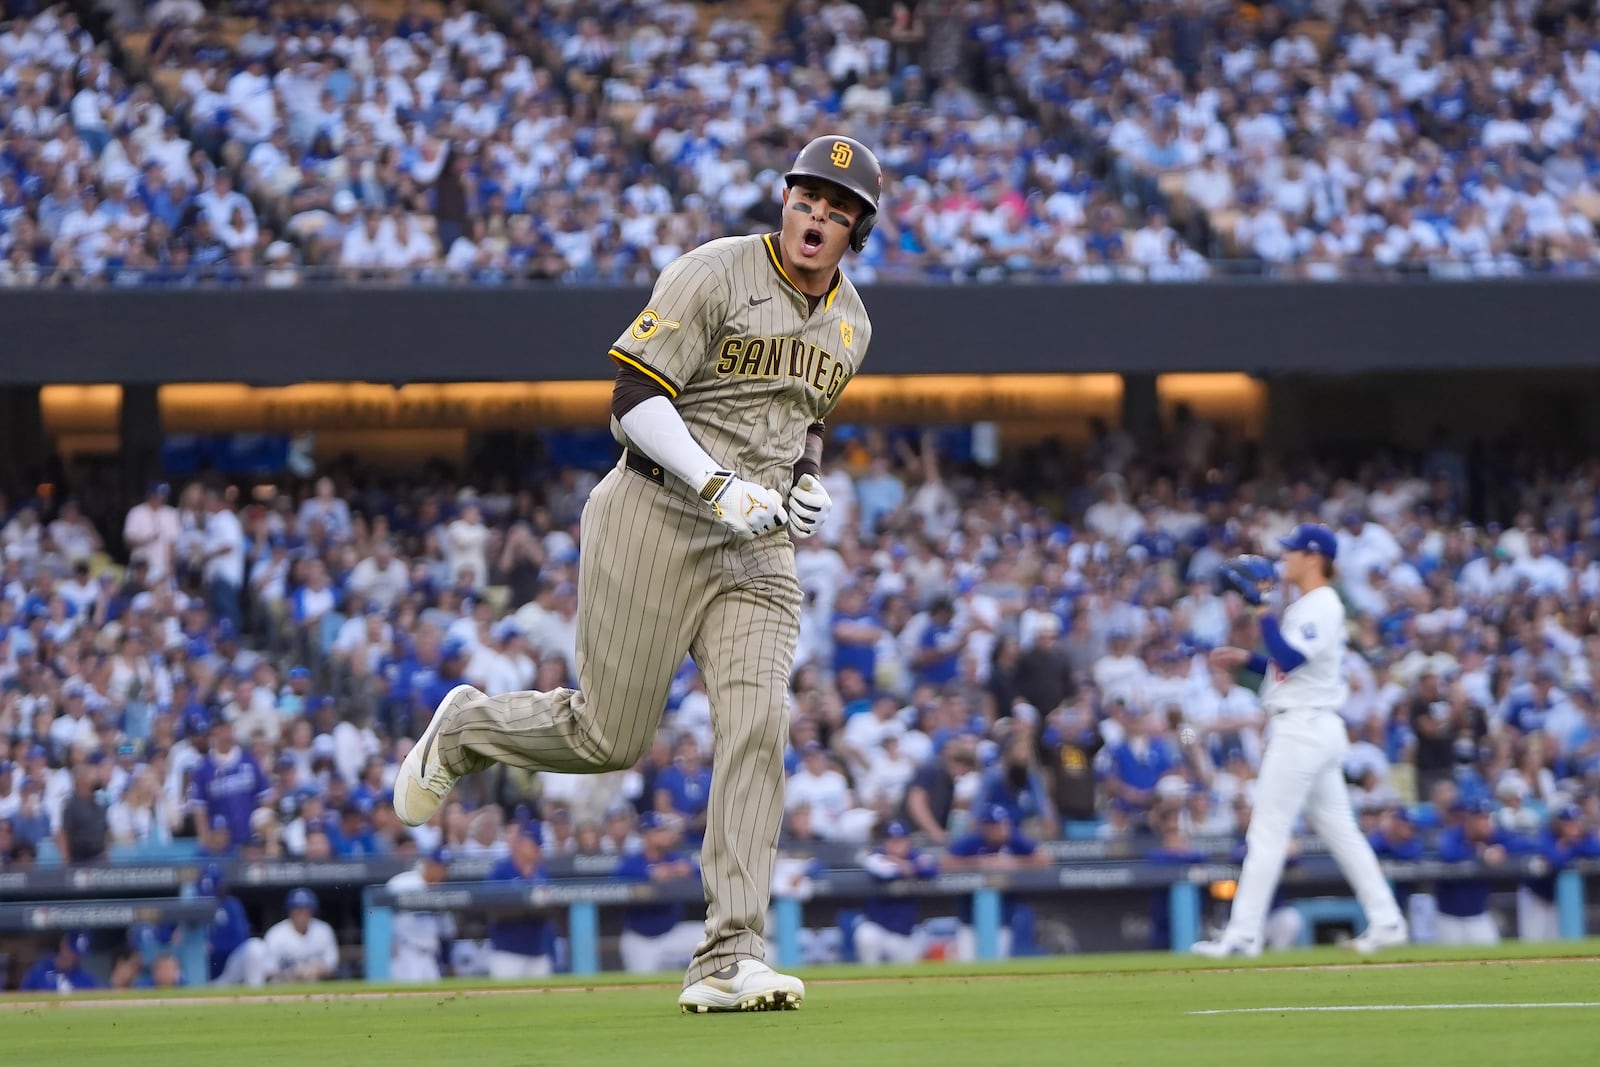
[1190,1002,1600,1016]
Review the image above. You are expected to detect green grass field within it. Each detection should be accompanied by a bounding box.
[6,942,1598,1067]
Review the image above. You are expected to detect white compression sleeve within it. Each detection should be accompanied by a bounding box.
[618,394,725,493]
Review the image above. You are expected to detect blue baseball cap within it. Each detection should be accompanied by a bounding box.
[638,811,668,832]
[1279,523,1337,559]
[1553,804,1584,823]
[977,803,1011,826]
[288,666,311,681]
[64,930,90,957]
[1457,796,1496,816]
[884,820,910,839]
[184,709,211,736]
[427,846,454,865]
[285,887,318,912]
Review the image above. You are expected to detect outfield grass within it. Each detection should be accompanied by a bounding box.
[6,942,1598,1067]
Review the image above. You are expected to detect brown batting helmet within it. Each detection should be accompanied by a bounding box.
[785,135,882,252]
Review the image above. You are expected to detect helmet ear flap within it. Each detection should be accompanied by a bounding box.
[849,210,877,253]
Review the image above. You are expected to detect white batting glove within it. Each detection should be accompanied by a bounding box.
[786,474,832,539]
[699,470,788,540]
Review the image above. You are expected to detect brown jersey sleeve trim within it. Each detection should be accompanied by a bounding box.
[608,348,681,398]
[611,365,671,420]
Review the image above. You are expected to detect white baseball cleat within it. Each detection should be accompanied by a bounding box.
[1348,920,1409,955]
[393,684,477,827]
[1190,935,1263,959]
[678,961,805,1014]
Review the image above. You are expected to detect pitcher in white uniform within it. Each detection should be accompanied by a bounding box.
[1193,523,1409,957]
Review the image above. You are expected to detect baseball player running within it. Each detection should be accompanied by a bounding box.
[395,135,881,1012]
[1193,524,1408,957]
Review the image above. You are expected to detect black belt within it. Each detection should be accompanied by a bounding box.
[624,449,665,485]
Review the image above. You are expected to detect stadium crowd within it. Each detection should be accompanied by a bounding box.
[0,415,1597,912]
[4,0,1600,286]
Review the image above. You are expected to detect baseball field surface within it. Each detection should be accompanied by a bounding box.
[6,940,1596,1066]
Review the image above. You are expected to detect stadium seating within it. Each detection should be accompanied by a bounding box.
[3,0,1594,284]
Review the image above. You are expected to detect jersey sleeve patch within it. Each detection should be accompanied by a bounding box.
[629,309,680,342]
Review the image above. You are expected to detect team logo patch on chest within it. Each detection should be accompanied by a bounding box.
[630,309,680,341]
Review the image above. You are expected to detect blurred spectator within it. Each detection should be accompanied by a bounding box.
[20,931,97,993]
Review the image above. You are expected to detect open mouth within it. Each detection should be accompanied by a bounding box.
[800,227,824,255]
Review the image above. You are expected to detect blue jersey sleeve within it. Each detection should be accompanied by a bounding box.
[1435,828,1473,863]
[1258,615,1308,673]
[946,833,984,858]
[1008,831,1038,857]
[614,853,648,881]
[19,962,54,991]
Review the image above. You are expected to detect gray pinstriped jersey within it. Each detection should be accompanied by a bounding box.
[608,233,872,491]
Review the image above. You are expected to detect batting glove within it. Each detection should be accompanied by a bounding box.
[700,470,788,540]
[786,474,832,539]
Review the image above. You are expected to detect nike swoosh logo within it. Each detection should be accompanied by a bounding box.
[748,295,772,306]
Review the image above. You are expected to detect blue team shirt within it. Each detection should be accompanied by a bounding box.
[614,850,697,936]
[208,895,254,979]
[485,857,554,957]
[189,751,270,844]
[1147,844,1210,949]
[21,959,99,992]
[1107,739,1177,793]
[915,623,960,686]
[1524,829,1600,902]
[655,765,711,822]
[975,769,1047,827]
[1435,826,1528,917]
[862,848,939,936]
[831,611,880,682]
[945,830,1036,922]
[1499,686,1560,735]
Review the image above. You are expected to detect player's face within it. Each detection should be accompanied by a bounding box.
[1282,549,1309,585]
[291,907,312,933]
[781,180,860,273]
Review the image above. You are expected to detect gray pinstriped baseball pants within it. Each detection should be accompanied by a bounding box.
[435,456,802,986]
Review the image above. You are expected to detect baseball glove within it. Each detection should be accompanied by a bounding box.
[1216,554,1276,606]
